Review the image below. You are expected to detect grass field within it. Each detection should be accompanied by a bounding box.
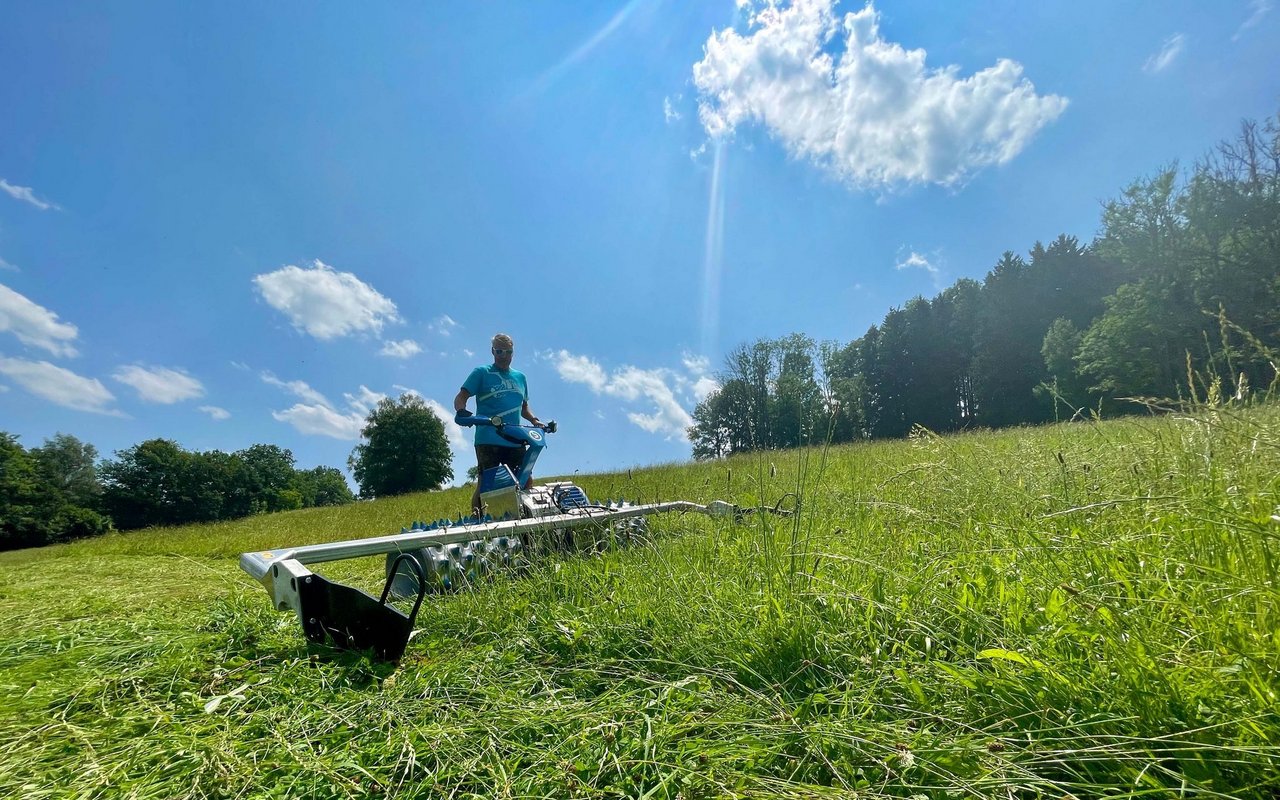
[2,401,1278,798]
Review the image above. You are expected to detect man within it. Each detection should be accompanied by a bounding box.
[454,333,544,514]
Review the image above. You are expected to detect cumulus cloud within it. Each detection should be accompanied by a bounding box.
[272,403,367,440]
[0,178,59,211]
[199,405,231,421]
[1143,33,1186,74]
[550,350,705,439]
[554,351,608,392]
[0,283,79,357]
[693,376,720,402]
[0,357,120,415]
[112,365,205,404]
[692,0,1068,188]
[680,352,720,400]
[265,375,385,440]
[252,260,401,340]
[380,338,423,358]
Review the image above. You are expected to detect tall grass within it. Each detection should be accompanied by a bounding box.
[1,399,1278,797]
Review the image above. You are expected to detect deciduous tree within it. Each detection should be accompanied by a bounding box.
[349,394,453,498]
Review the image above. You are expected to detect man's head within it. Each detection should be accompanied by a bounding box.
[491,333,514,370]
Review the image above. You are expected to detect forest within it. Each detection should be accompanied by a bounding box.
[691,115,1280,458]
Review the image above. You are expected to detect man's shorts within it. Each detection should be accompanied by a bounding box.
[475,444,525,478]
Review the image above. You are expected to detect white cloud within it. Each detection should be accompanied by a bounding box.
[1233,1,1271,40]
[272,403,366,440]
[0,357,120,415]
[345,385,385,418]
[252,260,401,340]
[682,352,711,375]
[553,350,609,392]
[896,249,947,290]
[692,0,1067,188]
[425,396,468,451]
[693,376,720,402]
[664,95,683,123]
[1143,33,1186,74]
[0,256,17,272]
[0,178,59,211]
[0,383,9,392]
[462,348,475,358]
[230,360,250,371]
[199,405,231,421]
[260,371,331,407]
[429,314,460,337]
[380,338,423,358]
[266,377,385,440]
[112,364,205,404]
[895,251,934,272]
[551,350,695,439]
[0,283,79,357]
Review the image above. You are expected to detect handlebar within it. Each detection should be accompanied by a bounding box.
[455,410,557,434]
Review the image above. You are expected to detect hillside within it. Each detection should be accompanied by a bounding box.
[2,404,1278,798]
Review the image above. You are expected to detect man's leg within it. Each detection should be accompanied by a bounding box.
[471,446,496,516]
[498,446,528,489]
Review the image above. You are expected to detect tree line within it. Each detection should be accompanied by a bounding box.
[691,114,1280,458]
[1,433,355,550]
[2,393,457,551]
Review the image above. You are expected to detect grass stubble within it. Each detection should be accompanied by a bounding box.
[1,400,1277,798]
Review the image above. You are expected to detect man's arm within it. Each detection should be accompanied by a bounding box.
[454,388,472,414]
[521,400,541,427]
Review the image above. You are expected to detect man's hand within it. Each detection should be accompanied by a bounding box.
[454,409,473,426]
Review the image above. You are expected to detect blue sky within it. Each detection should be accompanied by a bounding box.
[2,0,1277,485]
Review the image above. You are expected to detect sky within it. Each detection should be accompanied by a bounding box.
[1,0,1278,487]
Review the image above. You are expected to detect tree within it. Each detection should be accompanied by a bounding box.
[236,444,299,513]
[2,432,110,550]
[1,433,48,549]
[689,378,758,459]
[31,433,101,509]
[349,394,453,498]
[99,439,194,529]
[689,334,840,459]
[293,466,356,507]
[1039,317,1096,415]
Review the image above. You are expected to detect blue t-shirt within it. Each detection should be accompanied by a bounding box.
[462,365,528,447]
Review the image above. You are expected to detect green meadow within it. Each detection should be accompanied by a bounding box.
[2,402,1278,798]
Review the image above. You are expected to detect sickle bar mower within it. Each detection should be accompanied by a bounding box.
[239,414,790,661]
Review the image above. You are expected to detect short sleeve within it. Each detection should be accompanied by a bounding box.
[462,367,485,395]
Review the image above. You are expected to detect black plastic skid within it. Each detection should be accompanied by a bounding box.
[296,554,426,661]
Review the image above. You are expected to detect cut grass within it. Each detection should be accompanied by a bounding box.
[2,406,1278,798]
